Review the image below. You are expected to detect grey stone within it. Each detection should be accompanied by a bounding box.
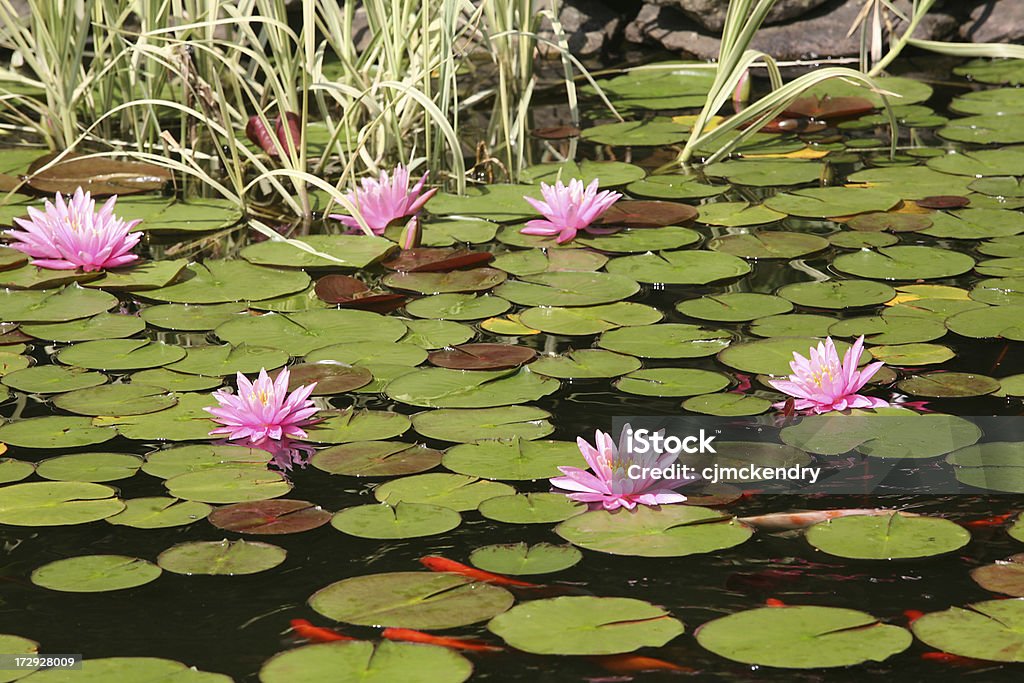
[962,0,1024,44]
[536,0,628,58]
[648,0,831,31]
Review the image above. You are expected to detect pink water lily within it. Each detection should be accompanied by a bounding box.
[4,188,141,271]
[329,165,436,237]
[550,425,689,511]
[769,335,889,414]
[521,178,621,244]
[205,367,318,445]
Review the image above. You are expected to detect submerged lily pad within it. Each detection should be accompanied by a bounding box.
[310,572,514,629]
[806,513,970,559]
[31,555,161,592]
[488,596,683,655]
[258,641,472,683]
[912,599,1024,662]
[696,606,912,669]
[331,502,460,539]
[157,539,286,575]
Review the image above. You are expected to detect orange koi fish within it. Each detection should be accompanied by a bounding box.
[419,556,540,588]
[765,598,787,607]
[920,652,987,667]
[738,509,915,532]
[963,513,1016,528]
[290,619,356,643]
[381,627,502,653]
[590,654,695,674]
[903,609,925,625]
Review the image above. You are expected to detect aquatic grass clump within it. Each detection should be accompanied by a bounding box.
[769,335,889,414]
[550,425,689,510]
[4,188,141,271]
[520,178,621,244]
[206,367,318,446]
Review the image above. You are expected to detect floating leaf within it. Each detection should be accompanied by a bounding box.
[142,444,269,479]
[581,120,690,146]
[707,232,829,259]
[833,246,975,280]
[518,302,661,335]
[575,225,701,252]
[274,363,371,395]
[208,499,331,535]
[421,218,498,246]
[241,235,396,269]
[428,343,535,371]
[749,314,836,337]
[411,406,553,443]
[897,372,1000,398]
[305,341,427,367]
[374,473,514,511]
[157,539,286,575]
[719,337,866,376]
[494,272,639,307]
[782,413,981,458]
[846,212,932,233]
[400,319,474,349]
[21,313,145,342]
[142,261,310,304]
[597,200,698,228]
[56,339,185,371]
[695,201,786,227]
[948,304,1024,340]
[258,641,472,683]
[829,316,946,345]
[470,542,581,576]
[488,596,683,655]
[31,555,161,592]
[331,502,460,539]
[405,294,510,321]
[676,293,792,322]
[0,458,34,484]
[682,393,772,416]
[442,438,584,480]
[165,468,292,504]
[18,657,231,682]
[605,250,751,285]
[0,284,117,323]
[806,513,970,559]
[615,368,730,397]
[310,572,514,629]
[35,452,142,482]
[168,345,288,377]
[141,302,246,331]
[215,309,407,355]
[0,415,116,448]
[383,268,507,294]
[704,159,822,186]
[114,196,243,233]
[598,323,730,359]
[971,554,1024,597]
[24,153,172,195]
[478,492,586,524]
[131,369,222,392]
[625,175,725,200]
[869,343,955,366]
[923,208,1024,239]
[519,160,645,187]
[530,349,641,379]
[912,599,1024,662]
[765,187,901,217]
[427,185,539,222]
[313,441,442,476]
[386,367,558,408]
[106,497,212,529]
[52,385,176,416]
[100,392,217,441]
[0,481,124,525]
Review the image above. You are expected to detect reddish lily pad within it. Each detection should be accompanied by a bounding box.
[207,499,332,535]
[25,152,172,195]
[847,212,933,233]
[383,268,507,294]
[313,441,443,477]
[272,363,372,395]
[382,248,494,272]
[917,195,971,210]
[597,200,698,228]
[313,275,408,311]
[784,96,875,120]
[971,553,1024,597]
[428,344,536,371]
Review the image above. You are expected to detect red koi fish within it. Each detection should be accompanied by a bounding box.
[903,609,925,625]
[920,652,987,667]
[765,598,787,607]
[590,654,695,674]
[419,556,540,588]
[963,513,1016,528]
[381,627,502,653]
[290,619,356,643]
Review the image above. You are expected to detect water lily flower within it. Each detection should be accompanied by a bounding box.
[4,188,141,271]
[329,165,437,237]
[768,335,889,414]
[205,367,318,445]
[550,425,689,511]
[521,178,621,244]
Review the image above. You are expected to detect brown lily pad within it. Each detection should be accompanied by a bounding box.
[847,212,933,233]
[383,267,507,294]
[971,553,1024,597]
[0,323,32,345]
[273,362,373,394]
[312,440,443,477]
[917,195,970,210]
[784,96,875,120]
[382,248,494,272]
[428,343,537,370]
[208,499,331,534]
[759,118,828,134]
[598,200,698,228]
[25,152,172,196]
[314,274,407,312]
[531,126,581,140]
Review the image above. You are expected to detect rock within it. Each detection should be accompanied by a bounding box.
[536,0,636,58]
[626,0,959,61]
[647,0,831,32]
[962,0,1024,44]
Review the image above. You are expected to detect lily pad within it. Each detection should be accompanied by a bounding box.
[765,187,901,217]
[806,513,970,559]
[142,261,310,304]
[258,641,472,683]
[405,294,510,321]
[52,385,176,416]
[615,368,730,397]
[56,339,185,371]
[157,539,286,575]
[478,492,586,524]
[304,341,427,367]
[142,444,270,479]
[310,572,514,629]
[947,304,1024,340]
[575,226,701,253]
[518,302,662,335]
[470,543,581,576]
[208,499,332,535]
[99,392,218,441]
[131,369,223,392]
[606,250,751,285]
[428,343,535,371]
[31,555,161,592]
[215,309,407,355]
[682,392,772,416]
[0,458,34,484]
[847,166,975,200]
[374,473,514,511]
[696,606,912,669]
[421,218,499,246]
[304,408,410,444]
[718,337,865,376]
[488,596,683,655]
[35,453,142,482]
[0,284,117,323]
[0,481,124,525]
[625,175,725,200]
[520,160,645,187]
[114,196,243,233]
[313,441,443,476]
[695,201,786,227]
[386,367,558,408]
[829,316,946,345]
[707,232,829,259]
[530,349,641,379]
[749,314,836,337]
[400,319,475,349]
[940,114,1024,144]
[241,235,396,269]
[331,502,461,539]
[833,246,975,280]
[912,599,1024,662]
[21,313,146,342]
[869,343,955,366]
[427,184,539,222]
[0,416,116,449]
[168,345,288,377]
[165,468,292,504]
[140,303,247,331]
[442,438,584,480]
[781,413,981,458]
[17,656,231,682]
[676,294,793,322]
[897,372,1000,398]
[922,208,1024,239]
[598,323,730,358]
[581,120,690,146]
[105,497,212,529]
[411,406,553,443]
[2,365,107,394]
[971,554,1024,597]
[383,268,507,294]
[494,271,639,307]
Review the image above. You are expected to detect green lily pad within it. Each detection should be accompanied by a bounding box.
[718,337,865,376]
[707,232,829,259]
[0,264,101,290]
[116,196,243,233]
[922,208,1024,239]
[305,341,427,367]
[0,458,35,484]
[386,367,558,408]
[970,278,1024,306]
[765,187,901,217]
[581,120,690,146]
[478,492,586,524]
[846,166,974,200]
[141,444,269,479]
[404,294,510,321]
[494,271,639,307]
[749,314,836,337]
[331,502,460,539]
[781,413,981,458]
[374,473,515,511]
[0,416,116,448]
[241,235,396,269]
[215,309,407,355]
[518,302,662,335]
[52,385,176,416]
[84,259,189,291]
[833,246,975,280]
[310,572,514,629]
[828,316,946,345]
[883,297,988,322]
[167,344,288,377]
[695,201,786,227]
[0,284,117,323]
[421,218,499,246]
[676,294,793,322]
[411,406,553,443]
[35,453,143,482]
[682,392,772,416]
[696,606,912,669]
[383,268,507,294]
[1000,374,1024,397]
[897,371,999,398]
[313,441,442,477]
[948,442,1024,493]
[140,302,247,331]
[520,160,645,187]
[940,114,1024,144]
[977,256,1024,278]
[704,159,823,186]
[258,641,472,683]
[575,226,701,253]
[625,175,725,200]
[399,319,475,349]
[912,599,1024,662]
[0,634,37,681]
[605,250,751,285]
[97,392,217,441]
[869,343,955,366]
[131,369,222,392]
[442,438,584,480]
[427,184,541,222]
[0,481,124,526]
[20,313,145,342]
[808,74,931,105]
[304,408,410,444]
[846,212,932,233]
[17,656,231,681]
[555,505,751,557]
[615,368,730,397]
[927,148,1024,177]
[971,177,1024,200]
[142,260,310,304]
[947,304,1024,340]
[105,497,212,529]
[470,542,581,576]
[31,555,161,592]
[530,349,641,379]
[598,323,730,359]
[806,513,970,559]
[488,595,683,655]
[2,365,106,394]
[165,468,292,504]
[157,539,286,575]
[56,339,185,371]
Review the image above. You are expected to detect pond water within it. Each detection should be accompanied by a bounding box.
[2,56,1024,681]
